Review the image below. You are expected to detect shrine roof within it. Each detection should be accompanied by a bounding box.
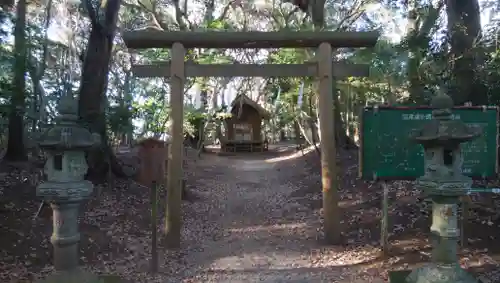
[230,94,271,120]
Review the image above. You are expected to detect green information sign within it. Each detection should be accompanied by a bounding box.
[359,106,499,180]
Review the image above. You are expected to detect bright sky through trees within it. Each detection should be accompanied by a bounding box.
[34,0,495,138]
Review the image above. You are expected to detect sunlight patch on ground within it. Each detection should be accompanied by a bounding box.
[236,160,275,170]
[390,238,427,250]
[311,246,382,268]
[227,222,309,233]
[207,252,310,271]
[264,144,319,163]
[222,224,382,269]
[206,247,382,272]
[338,199,365,208]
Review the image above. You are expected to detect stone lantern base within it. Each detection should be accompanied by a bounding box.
[36,268,122,283]
[389,264,479,283]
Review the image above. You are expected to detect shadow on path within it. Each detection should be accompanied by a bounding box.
[163,146,377,282]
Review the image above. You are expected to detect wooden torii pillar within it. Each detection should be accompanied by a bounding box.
[122,30,380,247]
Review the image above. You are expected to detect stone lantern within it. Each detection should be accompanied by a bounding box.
[36,94,101,282]
[404,93,481,283]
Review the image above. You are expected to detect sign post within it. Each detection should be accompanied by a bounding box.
[360,105,499,258]
[137,138,168,273]
[359,106,498,180]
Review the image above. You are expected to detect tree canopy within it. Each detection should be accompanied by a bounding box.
[0,0,496,176]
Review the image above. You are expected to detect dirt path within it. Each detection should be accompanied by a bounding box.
[4,145,499,282]
[0,146,380,283]
[160,149,380,283]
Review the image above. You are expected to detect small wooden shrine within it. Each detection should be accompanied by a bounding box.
[222,94,270,152]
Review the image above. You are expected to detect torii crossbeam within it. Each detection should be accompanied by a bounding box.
[122,30,379,49]
[131,61,369,78]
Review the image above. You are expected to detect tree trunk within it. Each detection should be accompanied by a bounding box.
[4,0,27,162]
[407,1,442,105]
[119,64,133,145]
[196,89,208,157]
[309,91,318,144]
[446,0,483,105]
[212,85,221,142]
[78,0,122,181]
[293,119,301,142]
[0,0,14,9]
[333,88,356,149]
[334,97,356,149]
[407,0,424,105]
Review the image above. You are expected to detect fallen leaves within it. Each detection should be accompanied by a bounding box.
[0,145,500,282]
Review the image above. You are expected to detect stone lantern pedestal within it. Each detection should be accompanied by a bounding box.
[390,93,480,283]
[35,94,107,283]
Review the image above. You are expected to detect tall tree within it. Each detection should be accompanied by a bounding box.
[4,0,27,161]
[407,0,443,104]
[446,0,484,105]
[78,0,122,179]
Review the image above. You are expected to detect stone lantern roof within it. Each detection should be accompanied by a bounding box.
[411,93,481,147]
[38,95,100,150]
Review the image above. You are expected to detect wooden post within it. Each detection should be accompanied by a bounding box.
[135,138,166,271]
[460,194,471,247]
[317,42,340,244]
[165,42,185,248]
[150,180,158,273]
[381,181,389,255]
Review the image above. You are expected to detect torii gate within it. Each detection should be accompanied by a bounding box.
[122,30,379,248]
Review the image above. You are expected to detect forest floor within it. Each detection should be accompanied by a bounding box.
[1,143,500,282]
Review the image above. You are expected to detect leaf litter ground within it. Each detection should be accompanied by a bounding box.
[1,144,500,282]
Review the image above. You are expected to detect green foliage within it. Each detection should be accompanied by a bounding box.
[206,19,233,30]
[184,105,232,138]
[185,110,204,137]
[107,105,135,134]
[0,10,9,41]
[1,0,497,149]
[197,51,234,64]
